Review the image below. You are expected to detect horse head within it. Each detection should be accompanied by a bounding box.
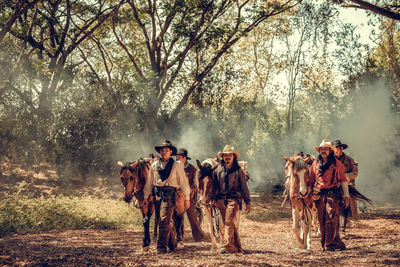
[117,159,150,203]
[196,158,219,205]
[283,155,309,198]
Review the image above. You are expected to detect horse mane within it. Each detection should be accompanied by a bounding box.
[198,158,219,179]
[120,159,150,184]
[293,157,307,171]
[120,162,134,174]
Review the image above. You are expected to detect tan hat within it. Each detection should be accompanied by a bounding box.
[217,145,240,159]
[314,139,336,153]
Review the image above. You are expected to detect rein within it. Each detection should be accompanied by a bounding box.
[209,204,223,238]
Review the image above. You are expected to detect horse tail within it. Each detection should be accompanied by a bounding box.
[349,187,373,206]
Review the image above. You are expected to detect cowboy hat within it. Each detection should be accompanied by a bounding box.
[176,148,191,160]
[314,139,336,153]
[217,145,240,159]
[155,139,177,155]
[332,140,348,150]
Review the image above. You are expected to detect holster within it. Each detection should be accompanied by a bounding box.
[152,186,177,204]
[217,192,242,210]
[315,187,342,199]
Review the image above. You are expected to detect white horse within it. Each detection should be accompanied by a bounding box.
[283,154,319,250]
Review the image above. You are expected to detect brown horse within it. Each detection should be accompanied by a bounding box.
[117,158,160,250]
[196,158,225,252]
[283,154,318,250]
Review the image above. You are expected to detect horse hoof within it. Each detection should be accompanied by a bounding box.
[142,246,150,253]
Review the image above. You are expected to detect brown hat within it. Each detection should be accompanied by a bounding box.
[176,148,191,160]
[217,145,240,159]
[314,139,336,153]
[332,140,348,150]
[155,139,177,155]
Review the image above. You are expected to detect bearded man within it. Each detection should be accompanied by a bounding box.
[309,139,350,251]
[333,140,359,229]
[211,145,251,253]
[143,140,191,254]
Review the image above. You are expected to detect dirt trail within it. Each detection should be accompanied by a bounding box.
[1,162,399,266]
[1,209,399,266]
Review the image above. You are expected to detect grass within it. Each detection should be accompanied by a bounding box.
[0,182,143,237]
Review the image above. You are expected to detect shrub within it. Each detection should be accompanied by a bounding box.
[0,182,143,237]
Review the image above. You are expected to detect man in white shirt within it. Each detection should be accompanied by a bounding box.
[143,140,190,254]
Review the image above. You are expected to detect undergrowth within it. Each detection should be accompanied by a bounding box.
[0,182,143,237]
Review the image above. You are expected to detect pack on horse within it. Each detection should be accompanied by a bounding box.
[117,157,159,250]
[196,158,225,252]
[283,153,318,250]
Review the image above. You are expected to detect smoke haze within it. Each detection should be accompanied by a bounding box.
[113,80,399,206]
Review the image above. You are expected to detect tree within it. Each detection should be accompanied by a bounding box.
[111,0,299,138]
[336,0,400,21]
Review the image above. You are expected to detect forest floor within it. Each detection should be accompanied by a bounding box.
[0,162,399,266]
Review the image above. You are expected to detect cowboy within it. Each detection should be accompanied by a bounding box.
[143,140,191,254]
[211,145,251,253]
[333,140,359,229]
[175,148,205,242]
[308,139,350,251]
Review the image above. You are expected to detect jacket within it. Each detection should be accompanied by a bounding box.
[211,161,251,205]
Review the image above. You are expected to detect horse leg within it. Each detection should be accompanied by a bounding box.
[173,210,184,243]
[153,199,161,239]
[301,220,311,250]
[205,207,218,252]
[292,208,303,248]
[142,210,151,251]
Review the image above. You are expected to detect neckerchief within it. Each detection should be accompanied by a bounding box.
[157,158,174,182]
[221,160,241,191]
[317,153,335,176]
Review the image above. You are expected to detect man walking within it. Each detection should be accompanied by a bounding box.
[176,148,205,242]
[309,139,350,251]
[211,145,251,253]
[333,140,359,230]
[143,140,191,254]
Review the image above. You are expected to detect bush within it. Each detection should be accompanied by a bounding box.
[0,182,143,237]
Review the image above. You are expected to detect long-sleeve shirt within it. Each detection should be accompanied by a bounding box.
[144,159,191,201]
[308,158,347,189]
[337,153,358,187]
[211,163,251,205]
[184,162,198,189]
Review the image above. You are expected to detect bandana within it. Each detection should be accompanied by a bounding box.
[157,158,174,182]
[317,152,335,176]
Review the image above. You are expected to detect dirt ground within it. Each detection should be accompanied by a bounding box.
[1,162,400,266]
[1,202,399,266]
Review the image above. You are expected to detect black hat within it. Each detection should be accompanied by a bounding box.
[155,140,177,155]
[176,148,191,160]
[332,140,348,150]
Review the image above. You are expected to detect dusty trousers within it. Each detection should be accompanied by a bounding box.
[185,196,205,241]
[315,194,346,251]
[157,198,177,253]
[221,199,242,253]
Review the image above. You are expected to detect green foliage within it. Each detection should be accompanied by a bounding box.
[0,182,143,237]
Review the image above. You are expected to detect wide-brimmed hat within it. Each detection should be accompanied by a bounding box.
[217,145,240,159]
[332,140,348,150]
[155,139,177,155]
[176,148,191,160]
[314,139,336,153]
